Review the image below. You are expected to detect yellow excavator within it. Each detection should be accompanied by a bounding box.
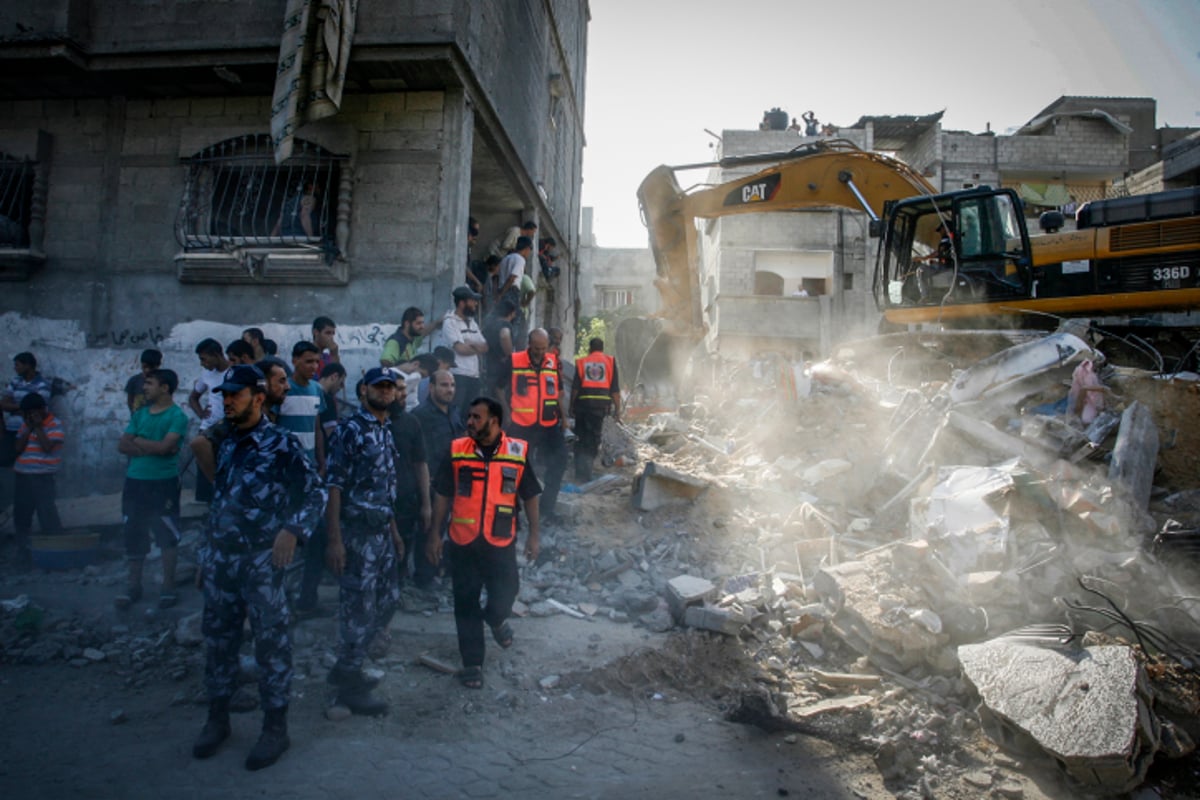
[620,139,1200,396]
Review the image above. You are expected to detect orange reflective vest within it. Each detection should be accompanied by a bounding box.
[509,350,560,428]
[576,351,615,402]
[448,434,529,546]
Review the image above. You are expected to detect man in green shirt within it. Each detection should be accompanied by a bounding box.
[116,369,190,610]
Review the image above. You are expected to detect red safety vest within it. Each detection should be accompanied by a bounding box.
[509,350,560,427]
[448,434,529,546]
[576,351,615,402]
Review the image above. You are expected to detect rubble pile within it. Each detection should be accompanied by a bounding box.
[542,328,1200,796]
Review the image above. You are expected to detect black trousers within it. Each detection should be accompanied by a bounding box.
[514,424,566,517]
[13,472,62,543]
[573,405,608,483]
[447,537,518,668]
[297,520,327,610]
[395,493,436,587]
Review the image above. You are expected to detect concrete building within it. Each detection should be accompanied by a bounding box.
[698,96,1184,360]
[0,0,589,496]
[577,207,658,319]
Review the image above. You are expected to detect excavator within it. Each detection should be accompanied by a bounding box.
[619,139,1200,397]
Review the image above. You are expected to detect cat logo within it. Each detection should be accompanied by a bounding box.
[724,173,781,207]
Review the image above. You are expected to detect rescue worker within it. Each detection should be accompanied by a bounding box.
[192,365,326,771]
[425,396,541,689]
[570,337,621,483]
[324,367,403,716]
[497,328,567,523]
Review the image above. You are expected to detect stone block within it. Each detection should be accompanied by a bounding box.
[682,605,746,636]
[631,461,708,511]
[1108,401,1158,510]
[666,574,715,619]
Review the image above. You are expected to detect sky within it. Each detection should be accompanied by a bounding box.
[580,0,1200,248]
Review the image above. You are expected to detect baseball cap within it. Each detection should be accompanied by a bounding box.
[433,346,457,367]
[363,367,398,386]
[213,365,266,394]
[452,284,481,302]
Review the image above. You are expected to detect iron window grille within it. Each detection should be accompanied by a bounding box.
[175,135,346,263]
[0,154,35,249]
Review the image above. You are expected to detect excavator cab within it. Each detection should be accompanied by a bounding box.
[876,187,1033,311]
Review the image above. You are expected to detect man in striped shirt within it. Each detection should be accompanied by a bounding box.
[13,393,64,569]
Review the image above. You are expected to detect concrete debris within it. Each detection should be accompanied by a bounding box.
[1109,401,1159,510]
[666,575,715,619]
[632,461,709,511]
[959,639,1159,793]
[682,604,750,636]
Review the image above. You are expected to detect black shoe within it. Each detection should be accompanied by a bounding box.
[326,664,380,691]
[192,701,232,759]
[337,687,389,717]
[245,708,289,771]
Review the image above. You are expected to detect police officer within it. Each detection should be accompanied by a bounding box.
[497,328,567,522]
[192,365,326,771]
[426,396,541,689]
[324,367,404,715]
[570,337,621,483]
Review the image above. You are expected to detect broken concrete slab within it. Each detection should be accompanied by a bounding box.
[1108,401,1159,510]
[958,639,1159,793]
[632,461,709,511]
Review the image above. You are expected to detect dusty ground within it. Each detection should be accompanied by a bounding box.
[0,491,1082,800]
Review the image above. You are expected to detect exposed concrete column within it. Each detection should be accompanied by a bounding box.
[90,96,126,339]
[433,89,473,313]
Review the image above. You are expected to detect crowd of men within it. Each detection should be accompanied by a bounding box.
[0,261,620,771]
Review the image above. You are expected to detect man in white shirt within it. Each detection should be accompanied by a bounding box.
[497,236,534,348]
[440,285,488,415]
[186,338,229,503]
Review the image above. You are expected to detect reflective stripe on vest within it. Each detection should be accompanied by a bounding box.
[509,350,560,427]
[448,434,528,547]
[576,352,615,401]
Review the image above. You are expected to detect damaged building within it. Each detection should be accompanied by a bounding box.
[690,97,1198,361]
[0,0,588,492]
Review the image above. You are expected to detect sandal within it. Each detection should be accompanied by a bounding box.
[458,665,483,690]
[491,620,514,649]
[114,586,143,610]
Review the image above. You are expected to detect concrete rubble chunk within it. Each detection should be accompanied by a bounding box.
[682,604,748,636]
[632,462,709,511]
[1108,401,1159,510]
[813,551,952,672]
[958,639,1160,793]
[909,466,1012,574]
[790,694,874,719]
[666,574,716,619]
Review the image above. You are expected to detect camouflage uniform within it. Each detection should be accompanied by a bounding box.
[202,416,325,711]
[327,408,401,672]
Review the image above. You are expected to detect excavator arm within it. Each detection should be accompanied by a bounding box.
[637,140,936,339]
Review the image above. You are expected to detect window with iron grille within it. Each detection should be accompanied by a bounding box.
[0,154,35,249]
[175,135,345,259]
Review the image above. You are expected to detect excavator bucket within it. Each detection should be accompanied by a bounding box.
[613,316,700,415]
